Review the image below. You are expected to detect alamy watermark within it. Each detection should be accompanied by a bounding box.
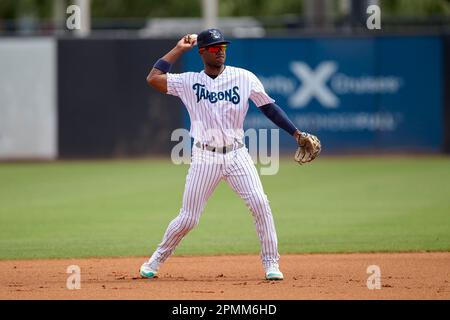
[366,265,381,290]
[366,5,381,30]
[66,265,81,290]
[170,127,280,176]
[66,5,81,30]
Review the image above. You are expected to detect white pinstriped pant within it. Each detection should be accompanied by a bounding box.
[151,144,280,269]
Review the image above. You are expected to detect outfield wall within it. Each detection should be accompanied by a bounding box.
[57,39,184,158]
[0,38,57,160]
[443,34,450,154]
[184,36,444,153]
[0,35,448,159]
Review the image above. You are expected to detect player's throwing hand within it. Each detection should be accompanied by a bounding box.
[176,34,197,52]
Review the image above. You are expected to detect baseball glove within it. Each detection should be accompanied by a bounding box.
[294,132,321,165]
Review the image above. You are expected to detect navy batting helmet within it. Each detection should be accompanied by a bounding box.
[196,29,230,48]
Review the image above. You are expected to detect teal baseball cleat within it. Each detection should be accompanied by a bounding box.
[265,265,284,281]
[139,262,158,279]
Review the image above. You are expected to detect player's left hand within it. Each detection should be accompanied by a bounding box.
[294,132,321,165]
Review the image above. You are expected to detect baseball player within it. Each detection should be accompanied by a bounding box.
[141,29,321,281]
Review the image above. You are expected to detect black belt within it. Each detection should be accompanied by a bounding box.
[195,141,244,154]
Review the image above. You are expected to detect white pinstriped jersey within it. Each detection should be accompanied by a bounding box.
[167,66,275,147]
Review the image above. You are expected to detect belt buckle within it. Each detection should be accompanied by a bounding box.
[200,143,234,153]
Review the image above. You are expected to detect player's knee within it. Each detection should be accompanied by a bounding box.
[247,193,271,214]
[181,218,199,233]
[177,210,200,233]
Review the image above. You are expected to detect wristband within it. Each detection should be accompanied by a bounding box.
[153,59,172,73]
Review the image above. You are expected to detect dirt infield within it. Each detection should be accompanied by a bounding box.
[1,252,449,299]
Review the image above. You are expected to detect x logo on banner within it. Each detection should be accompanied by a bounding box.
[288,61,339,108]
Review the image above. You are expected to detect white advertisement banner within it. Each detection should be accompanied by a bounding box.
[0,38,57,160]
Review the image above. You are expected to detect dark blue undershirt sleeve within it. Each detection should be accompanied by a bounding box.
[259,103,297,136]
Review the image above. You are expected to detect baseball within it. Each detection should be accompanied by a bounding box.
[189,34,198,45]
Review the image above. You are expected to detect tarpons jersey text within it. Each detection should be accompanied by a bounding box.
[192,83,240,104]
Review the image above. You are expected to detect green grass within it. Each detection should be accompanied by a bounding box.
[0,157,449,260]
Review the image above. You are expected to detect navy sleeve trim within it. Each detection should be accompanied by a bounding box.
[259,103,297,136]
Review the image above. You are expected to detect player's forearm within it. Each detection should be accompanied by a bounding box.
[148,46,184,77]
[160,46,185,64]
[151,43,188,74]
[259,103,299,137]
[147,43,189,92]
[146,47,181,92]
